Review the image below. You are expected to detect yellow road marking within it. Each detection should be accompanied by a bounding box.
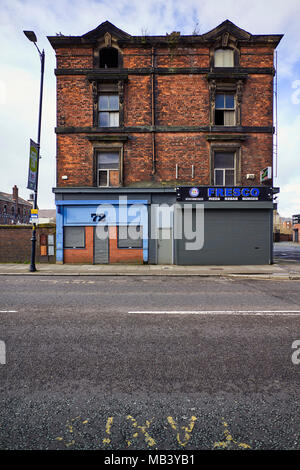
[214,418,251,450]
[167,416,197,447]
[126,415,157,448]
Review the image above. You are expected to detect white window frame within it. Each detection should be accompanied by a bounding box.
[98,93,119,128]
[98,168,113,187]
[213,152,236,186]
[215,92,236,126]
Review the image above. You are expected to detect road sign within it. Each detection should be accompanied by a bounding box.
[30,209,39,223]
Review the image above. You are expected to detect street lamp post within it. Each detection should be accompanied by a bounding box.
[24,30,45,272]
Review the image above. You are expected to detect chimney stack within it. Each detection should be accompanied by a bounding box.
[12,185,18,202]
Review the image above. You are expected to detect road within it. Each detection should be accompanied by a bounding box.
[0,275,300,451]
[274,242,300,262]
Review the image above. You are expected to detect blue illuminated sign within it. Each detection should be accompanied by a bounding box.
[177,187,272,202]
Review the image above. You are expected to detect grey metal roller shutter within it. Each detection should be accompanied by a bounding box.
[175,208,271,265]
[94,227,109,264]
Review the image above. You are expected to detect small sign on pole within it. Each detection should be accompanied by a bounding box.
[27,139,39,191]
[260,167,272,183]
[30,209,39,224]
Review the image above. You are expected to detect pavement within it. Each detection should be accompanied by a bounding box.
[0,261,300,281]
[0,243,299,280]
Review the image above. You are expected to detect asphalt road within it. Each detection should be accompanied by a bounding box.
[0,275,300,451]
[274,242,300,262]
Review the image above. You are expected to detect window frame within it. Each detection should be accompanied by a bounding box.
[214,92,236,126]
[214,48,235,68]
[213,151,236,186]
[91,80,125,129]
[210,144,242,186]
[98,93,120,128]
[94,147,123,188]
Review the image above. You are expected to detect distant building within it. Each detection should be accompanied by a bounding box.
[292,214,300,243]
[273,210,293,242]
[37,210,56,225]
[0,186,32,225]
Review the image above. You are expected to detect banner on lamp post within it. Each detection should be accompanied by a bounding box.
[27,139,39,191]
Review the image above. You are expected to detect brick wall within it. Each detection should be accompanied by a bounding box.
[109,226,143,263]
[0,225,56,263]
[53,27,278,189]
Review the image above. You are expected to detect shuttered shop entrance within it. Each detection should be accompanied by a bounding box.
[175,208,272,265]
[94,226,109,264]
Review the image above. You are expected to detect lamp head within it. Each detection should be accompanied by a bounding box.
[23,30,37,43]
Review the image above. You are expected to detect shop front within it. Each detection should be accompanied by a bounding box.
[55,195,148,264]
[54,187,276,265]
[174,186,275,265]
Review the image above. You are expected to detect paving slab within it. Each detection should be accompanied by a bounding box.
[0,261,298,280]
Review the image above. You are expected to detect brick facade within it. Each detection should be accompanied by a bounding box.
[48,20,282,265]
[48,20,282,191]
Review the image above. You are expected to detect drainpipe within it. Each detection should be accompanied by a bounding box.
[151,46,156,174]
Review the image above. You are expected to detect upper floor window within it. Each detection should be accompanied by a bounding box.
[99,47,119,68]
[97,151,120,187]
[215,93,235,126]
[98,94,119,127]
[214,152,235,186]
[214,48,234,67]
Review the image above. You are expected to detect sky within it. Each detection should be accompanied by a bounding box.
[0,0,300,217]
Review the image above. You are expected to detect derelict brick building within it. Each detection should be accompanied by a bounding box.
[48,19,283,265]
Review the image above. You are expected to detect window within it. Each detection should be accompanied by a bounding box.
[214,49,234,67]
[98,94,119,127]
[99,47,119,68]
[97,151,119,187]
[215,93,235,126]
[214,152,235,186]
[118,226,143,249]
[64,227,85,249]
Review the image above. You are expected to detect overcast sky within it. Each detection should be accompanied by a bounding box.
[1,0,300,217]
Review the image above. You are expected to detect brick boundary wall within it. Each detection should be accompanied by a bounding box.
[0,224,56,263]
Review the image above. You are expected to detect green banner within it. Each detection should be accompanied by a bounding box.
[27,139,38,190]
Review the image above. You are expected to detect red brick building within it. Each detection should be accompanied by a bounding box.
[0,186,32,225]
[293,215,300,243]
[48,20,283,265]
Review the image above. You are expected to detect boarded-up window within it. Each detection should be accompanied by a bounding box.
[64,227,85,249]
[118,226,143,249]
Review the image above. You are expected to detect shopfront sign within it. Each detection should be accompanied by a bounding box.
[176,186,273,202]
